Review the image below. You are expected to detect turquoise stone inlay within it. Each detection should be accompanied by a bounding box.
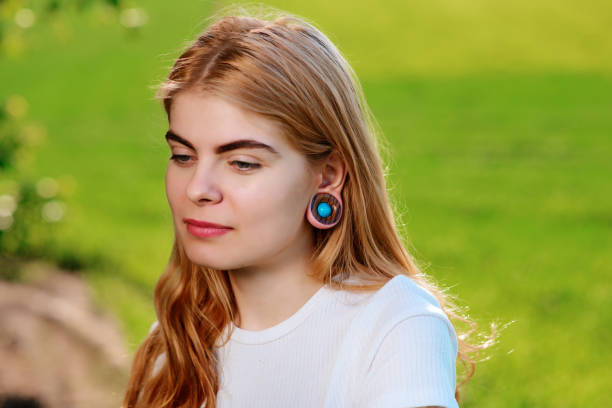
[317,202,332,218]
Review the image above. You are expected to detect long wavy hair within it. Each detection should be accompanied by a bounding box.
[123,6,494,408]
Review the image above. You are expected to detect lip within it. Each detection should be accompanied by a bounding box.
[184,218,232,229]
[184,218,233,238]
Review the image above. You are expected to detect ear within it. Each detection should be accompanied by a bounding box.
[314,150,347,197]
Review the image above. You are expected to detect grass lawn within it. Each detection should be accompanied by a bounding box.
[2,0,611,406]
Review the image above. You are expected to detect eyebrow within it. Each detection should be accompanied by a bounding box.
[165,130,279,155]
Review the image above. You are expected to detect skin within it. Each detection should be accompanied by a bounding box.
[165,90,347,331]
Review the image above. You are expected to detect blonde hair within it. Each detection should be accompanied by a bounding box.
[123,6,494,408]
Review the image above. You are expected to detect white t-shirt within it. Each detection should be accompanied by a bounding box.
[149,274,459,408]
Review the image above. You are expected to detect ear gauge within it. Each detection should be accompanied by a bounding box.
[307,192,342,229]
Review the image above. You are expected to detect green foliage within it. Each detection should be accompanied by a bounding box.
[0,106,21,169]
[0,177,61,256]
[0,92,70,266]
[0,0,127,271]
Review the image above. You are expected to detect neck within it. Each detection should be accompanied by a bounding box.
[227,232,323,331]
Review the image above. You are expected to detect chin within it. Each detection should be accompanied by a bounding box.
[183,246,223,269]
[177,228,229,267]
[181,243,242,270]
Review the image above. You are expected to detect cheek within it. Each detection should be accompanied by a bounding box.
[238,169,311,230]
[165,166,186,215]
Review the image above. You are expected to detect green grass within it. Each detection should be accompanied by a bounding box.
[2,0,611,406]
[223,0,612,77]
[363,74,612,406]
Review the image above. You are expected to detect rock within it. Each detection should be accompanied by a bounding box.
[0,260,129,408]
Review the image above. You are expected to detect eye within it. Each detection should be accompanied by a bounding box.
[170,154,193,165]
[230,160,261,172]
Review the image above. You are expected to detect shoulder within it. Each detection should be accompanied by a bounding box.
[346,275,459,408]
[357,274,456,338]
[148,320,159,335]
[146,320,167,376]
[344,274,458,373]
[371,274,445,313]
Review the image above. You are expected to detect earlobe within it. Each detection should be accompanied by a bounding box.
[307,192,343,229]
[306,150,346,229]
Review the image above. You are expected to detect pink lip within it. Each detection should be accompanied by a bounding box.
[184,218,232,238]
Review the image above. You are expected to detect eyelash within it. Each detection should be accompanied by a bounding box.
[169,154,261,171]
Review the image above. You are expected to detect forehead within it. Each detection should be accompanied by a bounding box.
[168,91,289,152]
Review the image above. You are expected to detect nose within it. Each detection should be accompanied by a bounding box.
[186,162,222,205]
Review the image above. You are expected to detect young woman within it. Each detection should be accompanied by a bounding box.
[123,8,488,408]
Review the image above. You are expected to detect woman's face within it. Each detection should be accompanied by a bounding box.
[165,91,317,270]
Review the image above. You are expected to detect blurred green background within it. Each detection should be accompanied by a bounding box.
[2,0,611,406]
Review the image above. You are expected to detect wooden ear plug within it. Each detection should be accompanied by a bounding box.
[309,192,342,227]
